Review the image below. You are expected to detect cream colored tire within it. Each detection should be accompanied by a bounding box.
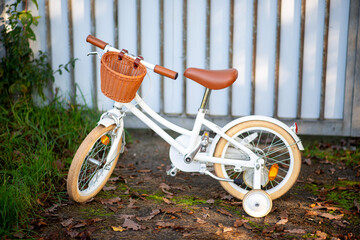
[67,125,122,203]
[214,120,301,200]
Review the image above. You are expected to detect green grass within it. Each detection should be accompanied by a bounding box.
[304,180,360,211]
[301,135,360,167]
[0,99,99,236]
[79,206,115,218]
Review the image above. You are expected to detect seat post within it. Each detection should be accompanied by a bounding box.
[200,88,212,109]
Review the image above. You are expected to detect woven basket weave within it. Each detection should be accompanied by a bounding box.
[100,51,147,103]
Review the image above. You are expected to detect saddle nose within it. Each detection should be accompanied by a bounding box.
[184,68,238,90]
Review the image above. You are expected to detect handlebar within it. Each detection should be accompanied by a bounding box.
[86,35,178,80]
[86,35,108,50]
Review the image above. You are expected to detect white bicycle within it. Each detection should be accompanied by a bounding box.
[67,35,303,218]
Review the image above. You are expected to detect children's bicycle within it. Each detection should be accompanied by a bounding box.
[67,35,303,218]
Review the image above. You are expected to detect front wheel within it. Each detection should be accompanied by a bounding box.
[214,120,301,200]
[67,124,123,203]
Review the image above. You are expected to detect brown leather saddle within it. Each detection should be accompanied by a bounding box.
[184,68,238,90]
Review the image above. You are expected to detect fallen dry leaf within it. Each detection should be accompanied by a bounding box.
[123,218,141,231]
[306,210,343,220]
[156,221,175,228]
[66,230,80,238]
[303,158,312,166]
[319,212,343,220]
[136,209,160,221]
[35,220,47,227]
[276,218,288,225]
[119,214,135,219]
[36,198,45,206]
[316,230,327,239]
[221,195,234,201]
[100,197,121,205]
[127,198,138,209]
[305,210,318,217]
[217,208,233,217]
[60,218,74,227]
[159,182,171,190]
[137,169,152,173]
[284,229,306,234]
[108,206,118,212]
[45,203,67,213]
[196,217,206,224]
[161,207,182,214]
[108,177,120,182]
[162,197,172,204]
[332,220,349,228]
[234,219,248,227]
[159,183,174,196]
[111,226,126,232]
[276,211,288,225]
[103,186,117,191]
[206,199,215,204]
[72,222,87,229]
[223,227,233,233]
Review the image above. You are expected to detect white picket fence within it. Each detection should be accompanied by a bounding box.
[2,0,360,136]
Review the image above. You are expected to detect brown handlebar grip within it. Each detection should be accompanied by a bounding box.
[86,35,108,49]
[154,65,178,80]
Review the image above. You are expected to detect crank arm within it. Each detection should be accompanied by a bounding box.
[203,170,243,185]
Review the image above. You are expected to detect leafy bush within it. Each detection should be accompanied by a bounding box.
[0,0,54,104]
[0,0,76,105]
[0,0,83,236]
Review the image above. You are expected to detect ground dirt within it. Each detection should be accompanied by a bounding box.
[28,130,360,239]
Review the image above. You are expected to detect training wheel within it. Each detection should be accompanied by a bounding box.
[243,190,272,218]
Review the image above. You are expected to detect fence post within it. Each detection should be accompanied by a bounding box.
[346,0,360,136]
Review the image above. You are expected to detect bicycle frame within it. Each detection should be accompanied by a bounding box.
[107,93,265,189]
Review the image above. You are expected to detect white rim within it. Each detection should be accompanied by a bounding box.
[78,132,118,196]
[220,126,295,195]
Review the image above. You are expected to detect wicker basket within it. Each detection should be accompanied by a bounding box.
[100,51,147,103]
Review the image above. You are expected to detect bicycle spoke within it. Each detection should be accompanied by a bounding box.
[78,136,115,191]
[267,156,290,164]
[256,130,263,149]
[278,167,289,174]
[263,140,286,154]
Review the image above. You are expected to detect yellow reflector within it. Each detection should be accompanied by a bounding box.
[268,164,279,181]
[101,135,110,145]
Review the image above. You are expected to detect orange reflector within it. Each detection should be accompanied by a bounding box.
[268,164,279,181]
[101,135,110,145]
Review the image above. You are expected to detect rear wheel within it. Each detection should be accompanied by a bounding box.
[214,120,301,200]
[67,124,123,202]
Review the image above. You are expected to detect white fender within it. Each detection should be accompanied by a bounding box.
[97,117,116,127]
[208,115,304,157]
[97,108,124,128]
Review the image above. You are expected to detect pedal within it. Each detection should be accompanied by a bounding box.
[233,178,244,186]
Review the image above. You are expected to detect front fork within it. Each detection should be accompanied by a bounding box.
[98,107,126,165]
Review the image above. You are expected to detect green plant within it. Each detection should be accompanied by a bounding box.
[0,99,99,236]
[0,0,76,105]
